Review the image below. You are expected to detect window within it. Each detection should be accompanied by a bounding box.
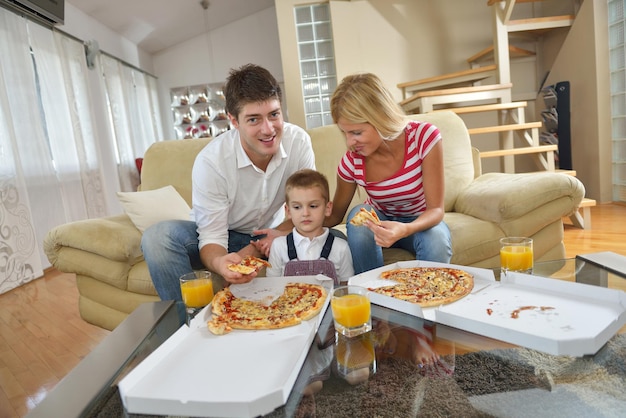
[608,0,626,202]
[295,3,337,129]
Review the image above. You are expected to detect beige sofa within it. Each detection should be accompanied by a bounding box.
[44,111,585,330]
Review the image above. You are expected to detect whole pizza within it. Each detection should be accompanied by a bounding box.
[369,267,474,307]
[207,282,327,335]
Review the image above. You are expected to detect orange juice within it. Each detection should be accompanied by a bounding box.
[331,294,371,328]
[500,246,533,272]
[180,278,214,308]
[336,333,375,369]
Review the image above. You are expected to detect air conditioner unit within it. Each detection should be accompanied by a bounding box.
[0,0,64,26]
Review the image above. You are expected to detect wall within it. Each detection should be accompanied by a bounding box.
[152,7,282,138]
[277,0,496,129]
[543,0,611,202]
[59,3,153,72]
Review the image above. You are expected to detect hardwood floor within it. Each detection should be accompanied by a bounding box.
[0,202,625,417]
[0,269,110,418]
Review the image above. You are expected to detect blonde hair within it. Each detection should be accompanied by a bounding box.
[285,169,330,203]
[330,73,408,140]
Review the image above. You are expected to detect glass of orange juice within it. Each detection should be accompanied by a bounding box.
[331,286,371,337]
[500,237,533,275]
[179,270,214,325]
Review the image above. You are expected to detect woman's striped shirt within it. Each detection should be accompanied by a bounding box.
[337,120,441,217]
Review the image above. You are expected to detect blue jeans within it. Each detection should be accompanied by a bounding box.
[346,204,452,274]
[141,220,255,302]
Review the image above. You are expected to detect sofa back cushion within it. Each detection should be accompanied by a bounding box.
[140,138,211,205]
[308,111,475,214]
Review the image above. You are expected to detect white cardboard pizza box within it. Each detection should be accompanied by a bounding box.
[118,275,333,418]
[435,271,626,356]
[349,261,626,356]
[348,260,497,322]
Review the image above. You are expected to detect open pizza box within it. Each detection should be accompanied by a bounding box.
[118,275,333,418]
[349,261,626,356]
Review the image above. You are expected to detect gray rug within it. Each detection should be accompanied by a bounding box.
[98,334,626,417]
[284,333,626,418]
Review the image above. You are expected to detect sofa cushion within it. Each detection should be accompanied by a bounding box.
[117,185,192,232]
[139,138,211,204]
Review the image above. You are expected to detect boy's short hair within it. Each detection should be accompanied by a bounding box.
[285,169,330,203]
[224,63,282,120]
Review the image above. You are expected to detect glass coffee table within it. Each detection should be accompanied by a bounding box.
[26,253,626,418]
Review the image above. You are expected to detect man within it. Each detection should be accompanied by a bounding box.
[142,64,315,302]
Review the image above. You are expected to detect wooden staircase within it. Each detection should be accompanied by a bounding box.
[397,0,594,228]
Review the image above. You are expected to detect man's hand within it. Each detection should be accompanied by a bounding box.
[214,253,259,284]
[249,228,287,258]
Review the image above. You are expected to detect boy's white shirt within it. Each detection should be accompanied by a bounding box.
[266,227,354,279]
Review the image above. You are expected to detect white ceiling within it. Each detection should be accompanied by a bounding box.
[67,0,276,54]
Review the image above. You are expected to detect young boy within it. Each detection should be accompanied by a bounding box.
[266,169,354,283]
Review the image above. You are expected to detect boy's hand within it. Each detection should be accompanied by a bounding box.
[250,228,286,257]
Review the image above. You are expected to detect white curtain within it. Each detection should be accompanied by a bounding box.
[0,8,163,294]
[0,11,49,292]
[0,9,107,294]
[100,54,163,192]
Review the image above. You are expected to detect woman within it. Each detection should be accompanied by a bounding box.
[325,73,452,274]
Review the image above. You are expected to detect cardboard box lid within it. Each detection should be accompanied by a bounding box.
[436,272,626,356]
[349,261,626,356]
[119,275,332,418]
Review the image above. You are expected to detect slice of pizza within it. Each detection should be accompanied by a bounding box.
[227,256,271,274]
[350,207,382,226]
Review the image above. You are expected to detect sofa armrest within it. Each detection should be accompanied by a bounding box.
[454,172,585,225]
[44,214,144,266]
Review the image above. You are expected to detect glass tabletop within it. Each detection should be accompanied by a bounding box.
[27,255,626,418]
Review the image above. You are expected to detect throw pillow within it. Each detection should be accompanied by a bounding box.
[117,185,191,232]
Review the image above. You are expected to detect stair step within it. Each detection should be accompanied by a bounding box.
[468,121,542,135]
[467,45,535,66]
[487,0,548,5]
[431,101,528,115]
[479,144,557,159]
[507,15,575,33]
[401,83,513,113]
[398,65,496,98]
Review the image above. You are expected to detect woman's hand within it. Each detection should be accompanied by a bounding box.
[367,220,410,248]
